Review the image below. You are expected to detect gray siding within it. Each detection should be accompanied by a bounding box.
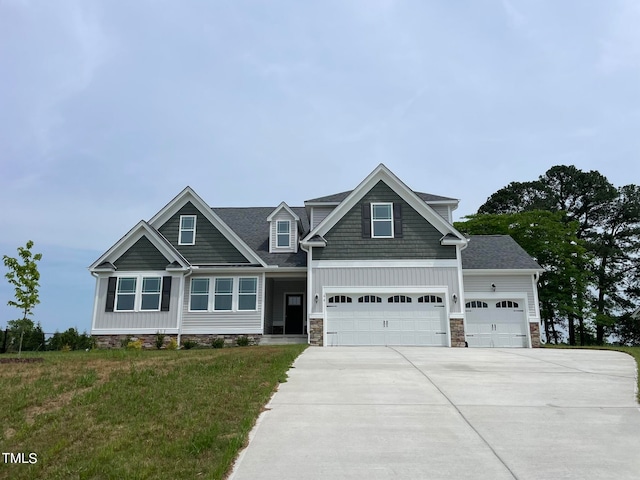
[311,266,461,314]
[181,274,263,334]
[463,274,537,317]
[269,279,306,328]
[114,236,170,271]
[430,205,450,223]
[93,275,180,331]
[158,202,250,264]
[311,206,335,229]
[314,181,456,260]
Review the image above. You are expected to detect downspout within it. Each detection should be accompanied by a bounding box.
[299,242,312,345]
[90,271,102,337]
[177,267,193,347]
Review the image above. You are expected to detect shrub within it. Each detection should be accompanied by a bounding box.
[182,339,198,350]
[155,332,166,350]
[236,336,250,347]
[211,337,225,349]
[166,338,178,350]
[120,336,133,349]
[126,339,143,350]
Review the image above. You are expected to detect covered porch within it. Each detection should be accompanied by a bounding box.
[263,273,307,338]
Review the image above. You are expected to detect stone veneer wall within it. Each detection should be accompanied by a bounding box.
[93,334,261,349]
[449,318,466,347]
[529,323,541,348]
[309,318,323,346]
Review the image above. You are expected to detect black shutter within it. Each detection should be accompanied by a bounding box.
[393,203,403,238]
[105,277,117,312]
[161,276,172,311]
[361,203,371,238]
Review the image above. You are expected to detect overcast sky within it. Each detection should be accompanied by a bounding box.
[1,0,639,334]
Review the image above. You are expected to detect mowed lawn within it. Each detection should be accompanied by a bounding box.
[0,345,306,480]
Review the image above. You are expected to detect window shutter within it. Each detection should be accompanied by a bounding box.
[105,277,117,312]
[161,276,172,311]
[361,203,371,238]
[393,203,403,238]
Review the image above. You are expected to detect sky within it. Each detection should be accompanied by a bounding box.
[1,0,639,334]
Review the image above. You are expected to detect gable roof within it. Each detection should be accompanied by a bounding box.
[305,190,458,205]
[89,220,189,272]
[267,202,300,223]
[461,235,541,271]
[214,207,309,268]
[302,164,467,245]
[148,186,267,267]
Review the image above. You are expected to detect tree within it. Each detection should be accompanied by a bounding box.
[3,241,43,351]
[477,166,640,345]
[455,210,586,344]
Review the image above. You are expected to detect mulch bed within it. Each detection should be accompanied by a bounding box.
[0,357,45,364]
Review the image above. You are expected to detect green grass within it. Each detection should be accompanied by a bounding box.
[547,344,640,402]
[0,345,306,479]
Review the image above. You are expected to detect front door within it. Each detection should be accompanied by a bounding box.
[285,294,304,334]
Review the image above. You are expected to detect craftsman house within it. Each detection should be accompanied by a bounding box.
[89,164,542,348]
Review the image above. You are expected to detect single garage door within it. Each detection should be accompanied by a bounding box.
[325,294,449,346]
[465,300,528,347]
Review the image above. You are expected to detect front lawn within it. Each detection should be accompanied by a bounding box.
[0,345,306,479]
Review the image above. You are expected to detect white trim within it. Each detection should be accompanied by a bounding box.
[311,259,459,268]
[267,202,300,222]
[90,273,101,333]
[260,272,266,334]
[112,273,166,313]
[92,328,180,335]
[89,220,189,272]
[371,202,394,238]
[148,186,267,267]
[178,215,197,245]
[276,220,291,248]
[302,164,467,246]
[187,275,260,313]
[463,269,541,276]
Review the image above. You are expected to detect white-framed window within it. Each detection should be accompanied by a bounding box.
[371,203,393,238]
[276,220,291,248]
[214,278,234,311]
[238,278,257,310]
[190,278,210,311]
[141,277,162,311]
[189,276,259,312]
[179,215,197,245]
[116,277,137,311]
[114,275,164,312]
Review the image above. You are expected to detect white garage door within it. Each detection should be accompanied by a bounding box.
[325,294,449,346]
[465,300,528,347]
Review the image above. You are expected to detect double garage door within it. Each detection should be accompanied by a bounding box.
[325,294,449,347]
[465,300,529,348]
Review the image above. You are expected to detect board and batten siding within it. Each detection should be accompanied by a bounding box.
[311,206,336,229]
[269,210,298,252]
[463,274,537,317]
[313,181,457,261]
[311,266,461,314]
[93,275,180,331]
[158,202,250,264]
[181,275,263,334]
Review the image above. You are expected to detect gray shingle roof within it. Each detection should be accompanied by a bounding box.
[461,235,541,270]
[213,207,309,267]
[306,190,457,203]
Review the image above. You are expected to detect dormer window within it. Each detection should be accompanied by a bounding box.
[371,203,393,238]
[179,215,196,245]
[277,220,291,248]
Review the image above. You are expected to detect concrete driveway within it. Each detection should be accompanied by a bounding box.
[229,347,640,480]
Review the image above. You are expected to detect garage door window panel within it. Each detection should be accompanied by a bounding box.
[388,295,412,303]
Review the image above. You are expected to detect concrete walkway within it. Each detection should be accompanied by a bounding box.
[229,347,640,480]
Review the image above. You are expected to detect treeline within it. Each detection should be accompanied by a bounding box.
[455,165,640,346]
[0,323,94,353]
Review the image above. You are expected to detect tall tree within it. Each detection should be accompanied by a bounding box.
[477,165,639,345]
[3,241,43,339]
